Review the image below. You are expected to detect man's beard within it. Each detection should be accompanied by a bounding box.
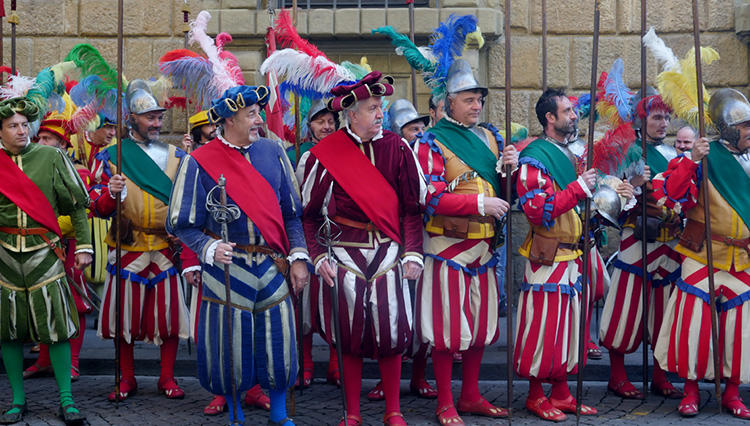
[553,119,576,139]
[131,121,159,143]
[248,126,261,142]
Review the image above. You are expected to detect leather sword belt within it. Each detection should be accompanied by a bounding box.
[0,226,65,261]
[333,215,377,232]
[205,229,290,277]
[711,234,750,255]
[558,241,581,251]
[130,224,169,239]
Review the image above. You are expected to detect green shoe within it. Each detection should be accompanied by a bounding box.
[58,404,86,426]
[0,404,27,425]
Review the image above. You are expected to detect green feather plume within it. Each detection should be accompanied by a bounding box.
[26,68,58,119]
[64,43,123,94]
[372,26,435,73]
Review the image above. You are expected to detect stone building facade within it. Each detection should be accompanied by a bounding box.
[10,0,750,136]
[9,0,750,284]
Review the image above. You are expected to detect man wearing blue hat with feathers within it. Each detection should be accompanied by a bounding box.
[168,84,310,426]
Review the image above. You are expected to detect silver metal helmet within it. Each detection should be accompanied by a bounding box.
[445,59,488,97]
[388,99,430,135]
[631,86,658,133]
[709,88,750,148]
[126,79,166,115]
[307,99,328,122]
[592,183,622,228]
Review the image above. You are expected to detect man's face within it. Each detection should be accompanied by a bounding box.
[36,130,66,149]
[131,111,164,141]
[737,121,750,153]
[227,104,264,144]
[674,127,696,154]
[348,97,383,141]
[547,96,578,137]
[309,111,336,142]
[0,113,30,153]
[449,91,483,127]
[401,120,426,143]
[200,123,217,142]
[430,98,445,125]
[645,109,670,142]
[93,124,116,146]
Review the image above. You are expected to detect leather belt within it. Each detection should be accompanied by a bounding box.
[558,242,581,251]
[204,230,290,276]
[711,234,750,255]
[130,224,169,239]
[333,215,376,232]
[0,226,65,261]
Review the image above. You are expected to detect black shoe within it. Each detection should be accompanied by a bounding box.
[58,404,86,426]
[498,300,507,318]
[0,404,27,425]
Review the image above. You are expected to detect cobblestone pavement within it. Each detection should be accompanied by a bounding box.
[2,375,750,425]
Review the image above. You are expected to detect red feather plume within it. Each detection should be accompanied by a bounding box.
[590,123,637,176]
[274,9,330,58]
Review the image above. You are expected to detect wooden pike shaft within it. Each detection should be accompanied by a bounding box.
[114,0,124,406]
[541,0,547,91]
[692,0,722,411]
[639,0,649,398]
[409,0,417,105]
[184,4,191,147]
[576,1,600,421]
[10,0,15,75]
[293,0,301,166]
[503,0,514,419]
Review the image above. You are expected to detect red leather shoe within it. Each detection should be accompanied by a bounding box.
[608,379,645,399]
[367,380,385,401]
[107,377,137,402]
[435,405,464,425]
[244,385,270,411]
[203,395,227,415]
[723,395,750,420]
[678,392,700,417]
[409,379,438,399]
[525,396,566,422]
[338,414,362,426]
[548,394,597,415]
[23,362,52,379]
[383,411,407,425]
[157,377,185,399]
[456,397,508,418]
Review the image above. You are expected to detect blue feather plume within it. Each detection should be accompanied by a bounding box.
[575,93,592,119]
[603,58,635,122]
[429,15,479,85]
[70,75,124,122]
[159,56,216,110]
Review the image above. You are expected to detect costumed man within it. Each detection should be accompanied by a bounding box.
[300,71,425,426]
[23,105,95,384]
[90,80,190,401]
[413,59,517,425]
[514,88,598,421]
[366,98,435,403]
[0,91,91,424]
[168,84,309,425]
[674,125,697,155]
[181,110,216,153]
[653,88,750,419]
[599,93,683,399]
[78,114,117,180]
[428,95,445,127]
[289,99,342,388]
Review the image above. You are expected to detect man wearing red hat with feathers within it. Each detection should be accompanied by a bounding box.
[300,71,425,426]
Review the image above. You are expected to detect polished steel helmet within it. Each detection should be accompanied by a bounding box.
[126,79,166,115]
[307,99,328,122]
[445,59,488,97]
[630,86,658,132]
[388,99,430,135]
[709,88,750,148]
[593,175,626,228]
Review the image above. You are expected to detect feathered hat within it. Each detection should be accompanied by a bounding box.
[327,71,394,112]
[208,85,270,124]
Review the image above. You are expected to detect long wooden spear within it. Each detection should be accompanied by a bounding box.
[691,0,722,411]
[639,0,649,399]
[576,0,600,421]
[408,0,417,104]
[291,0,302,414]
[0,1,5,81]
[293,0,301,164]
[503,0,514,419]
[114,0,124,406]
[541,0,547,91]
[8,0,16,74]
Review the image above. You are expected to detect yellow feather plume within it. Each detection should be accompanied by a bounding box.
[595,100,623,128]
[359,57,372,73]
[657,46,719,128]
[465,28,484,50]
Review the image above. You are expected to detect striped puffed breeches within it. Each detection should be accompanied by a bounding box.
[0,244,79,344]
[654,257,750,383]
[416,236,499,353]
[599,228,681,354]
[316,240,412,359]
[98,248,189,345]
[197,253,297,393]
[514,256,595,380]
